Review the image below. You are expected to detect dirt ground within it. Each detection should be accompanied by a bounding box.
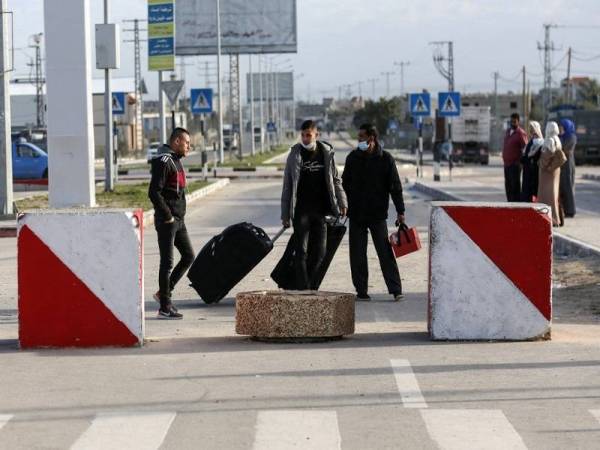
[553,255,600,324]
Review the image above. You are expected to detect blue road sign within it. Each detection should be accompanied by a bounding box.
[190,88,213,114]
[267,121,277,133]
[438,92,461,117]
[409,93,431,117]
[112,92,126,115]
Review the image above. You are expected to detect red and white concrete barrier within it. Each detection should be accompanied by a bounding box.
[18,209,144,348]
[429,202,552,340]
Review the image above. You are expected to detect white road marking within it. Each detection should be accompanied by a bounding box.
[590,409,600,424]
[390,359,428,408]
[421,409,527,450]
[253,410,341,450]
[0,414,12,430]
[70,411,176,450]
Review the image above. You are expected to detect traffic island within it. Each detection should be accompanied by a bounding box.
[235,290,355,342]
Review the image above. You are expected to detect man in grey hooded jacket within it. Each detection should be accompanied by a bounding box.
[281,120,347,289]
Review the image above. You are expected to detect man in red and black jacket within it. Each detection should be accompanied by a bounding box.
[148,127,194,319]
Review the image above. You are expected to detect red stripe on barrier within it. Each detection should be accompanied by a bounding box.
[14,178,48,186]
[18,225,139,348]
[443,206,552,321]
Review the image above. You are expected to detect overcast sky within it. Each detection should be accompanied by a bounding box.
[7,0,600,102]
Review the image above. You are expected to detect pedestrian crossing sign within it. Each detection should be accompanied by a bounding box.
[191,88,213,114]
[112,92,126,115]
[409,93,431,117]
[438,92,461,117]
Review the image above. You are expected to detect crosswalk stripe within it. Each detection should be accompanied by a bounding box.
[253,410,341,450]
[591,409,600,424]
[70,412,176,450]
[0,414,12,430]
[421,409,527,450]
[390,359,428,408]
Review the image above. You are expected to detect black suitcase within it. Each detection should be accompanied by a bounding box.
[187,223,285,304]
[271,217,347,290]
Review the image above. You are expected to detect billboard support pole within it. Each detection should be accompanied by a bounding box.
[249,54,255,156]
[258,56,264,154]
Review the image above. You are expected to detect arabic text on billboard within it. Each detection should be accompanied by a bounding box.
[148,0,175,71]
[175,0,297,55]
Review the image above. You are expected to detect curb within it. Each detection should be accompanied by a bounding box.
[1,178,232,238]
[410,180,600,259]
[582,173,600,182]
[143,178,230,228]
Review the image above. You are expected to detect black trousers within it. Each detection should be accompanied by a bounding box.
[504,163,522,202]
[293,212,327,290]
[349,219,402,296]
[156,218,195,308]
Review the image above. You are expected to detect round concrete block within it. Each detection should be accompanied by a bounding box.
[235,290,355,340]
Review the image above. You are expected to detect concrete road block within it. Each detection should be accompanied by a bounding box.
[17,209,144,348]
[236,290,355,340]
[429,202,552,340]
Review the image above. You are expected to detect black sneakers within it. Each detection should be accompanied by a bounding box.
[356,293,371,302]
[153,291,178,313]
[157,306,183,320]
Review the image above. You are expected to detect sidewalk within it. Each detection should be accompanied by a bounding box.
[411,176,600,257]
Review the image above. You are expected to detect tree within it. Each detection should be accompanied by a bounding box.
[353,97,404,134]
[578,78,600,110]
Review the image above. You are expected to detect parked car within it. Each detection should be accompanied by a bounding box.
[12,138,48,179]
[146,141,161,163]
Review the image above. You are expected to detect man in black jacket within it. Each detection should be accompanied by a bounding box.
[342,123,405,301]
[281,120,347,289]
[148,127,194,319]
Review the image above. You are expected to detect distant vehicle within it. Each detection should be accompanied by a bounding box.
[12,138,48,179]
[253,126,264,144]
[451,106,491,165]
[146,142,161,163]
[222,125,239,150]
[571,110,600,165]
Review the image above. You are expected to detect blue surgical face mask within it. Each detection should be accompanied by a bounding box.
[357,141,369,151]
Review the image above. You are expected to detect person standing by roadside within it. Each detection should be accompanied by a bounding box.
[538,122,563,227]
[281,120,347,290]
[521,121,544,202]
[148,128,194,319]
[558,118,577,220]
[342,123,405,302]
[503,113,528,202]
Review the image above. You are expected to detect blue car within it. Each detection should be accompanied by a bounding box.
[12,139,48,179]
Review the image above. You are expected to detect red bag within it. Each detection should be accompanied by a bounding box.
[389,224,421,258]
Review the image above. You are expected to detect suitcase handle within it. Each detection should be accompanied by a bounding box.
[271,226,287,243]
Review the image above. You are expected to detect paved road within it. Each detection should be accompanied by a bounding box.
[1,143,600,448]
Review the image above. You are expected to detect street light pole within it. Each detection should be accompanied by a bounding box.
[216,0,224,163]
[0,2,13,217]
[103,0,115,191]
[249,54,255,156]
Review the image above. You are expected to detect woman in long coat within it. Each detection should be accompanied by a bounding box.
[538,121,563,227]
[520,121,544,202]
[559,118,577,220]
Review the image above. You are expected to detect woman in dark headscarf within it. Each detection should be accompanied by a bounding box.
[558,118,577,221]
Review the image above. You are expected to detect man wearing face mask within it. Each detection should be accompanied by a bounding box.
[342,123,405,302]
[281,120,347,290]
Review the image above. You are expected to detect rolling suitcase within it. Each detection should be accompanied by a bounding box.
[271,217,347,290]
[187,223,285,304]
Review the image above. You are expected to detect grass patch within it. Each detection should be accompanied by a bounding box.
[15,180,211,211]
[221,144,290,168]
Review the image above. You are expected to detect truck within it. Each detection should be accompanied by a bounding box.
[450,106,491,165]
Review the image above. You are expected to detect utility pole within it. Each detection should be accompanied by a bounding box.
[102,0,114,191]
[492,71,499,118]
[522,66,527,127]
[367,78,377,99]
[123,18,147,152]
[381,71,394,98]
[566,47,572,103]
[394,61,410,96]
[249,54,255,156]
[28,33,44,128]
[538,24,557,115]
[430,41,454,91]
[0,3,13,217]
[258,55,264,153]
[357,80,363,98]
[228,54,243,158]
